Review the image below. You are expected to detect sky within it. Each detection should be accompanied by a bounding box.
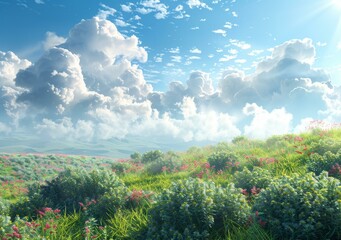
[0,0,341,152]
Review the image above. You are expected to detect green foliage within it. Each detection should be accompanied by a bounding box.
[130,152,142,162]
[307,151,341,179]
[10,183,51,219]
[111,161,133,175]
[208,151,240,172]
[253,172,341,240]
[234,167,272,193]
[141,150,164,163]
[12,169,128,220]
[147,178,250,239]
[232,136,249,144]
[144,151,182,175]
[0,197,9,216]
[310,138,341,155]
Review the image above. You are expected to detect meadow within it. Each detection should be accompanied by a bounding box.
[1,122,341,239]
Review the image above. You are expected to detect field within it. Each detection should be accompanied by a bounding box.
[1,126,341,239]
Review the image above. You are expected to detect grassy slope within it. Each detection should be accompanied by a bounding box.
[1,127,341,239]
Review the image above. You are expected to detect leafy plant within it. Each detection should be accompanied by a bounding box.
[12,168,128,220]
[147,178,250,239]
[207,151,240,172]
[234,167,272,197]
[307,151,341,179]
[253,172,341,239]
[141,150,164,164]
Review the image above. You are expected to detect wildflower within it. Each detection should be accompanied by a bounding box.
[251,186,260,195]
[53,209,61,214]
[241,189,248,195]
[12,225,19,232]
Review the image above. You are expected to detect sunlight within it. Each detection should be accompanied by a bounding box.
[332,0,341,8]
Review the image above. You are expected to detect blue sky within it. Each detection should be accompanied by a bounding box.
[0,0,341,152]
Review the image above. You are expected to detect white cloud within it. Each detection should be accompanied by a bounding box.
[232,11,238,17]
[191,26,199,30]
[34,0,44,4]
[121,3,133,12]
[248,49,264,56]
[229,39,251,50]
[139,0,169,19]
[187,0,212,10]
[169,47,180,54]
[175,5,183,11]
[316,41,327,47]
[190,48,202,54]
[97,4,116,19]
[224,22,233,29]
[243,103,293,139]
[188,56,201,60]
[171,55,182,62]
[200,18,206,21]
[43,32,66,50]
[212,29,227,37]
[0,51,31,86]
[136,7,154,14]
[115,19,130,27]
[219,54,237,62]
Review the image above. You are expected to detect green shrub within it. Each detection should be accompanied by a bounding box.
[147,178,250,239]
[310,138,341,155]
[207,151,240,172]
[145,152,182,175]
[130,152,142,162]
[141,150,164,163]
[111,161,133,175]
[12,168,128,220]
[0,197,9,216]
[10,183,51,219]
[234,167,272,195]
[307,151,341,179]
[253,172,341,239]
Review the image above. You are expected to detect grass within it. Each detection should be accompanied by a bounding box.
[1,126,341,239]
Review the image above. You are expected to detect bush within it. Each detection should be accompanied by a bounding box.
[207,151,240,172]
[234,167,272,195]
[111,161,133,175]
[141,150,164,163]
[145,152,182,175]
[0,197,9,216]
[12,168,128,220]
[307,151,341,179]
[10,183,51,219]
[253,172,341,239]
[310,138,341,155]
[147,178,250,239]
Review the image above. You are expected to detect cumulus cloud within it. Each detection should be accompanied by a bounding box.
[1,11,339,149]
[139,0,169,19]
[43,32,66,50]
[0,51,31,86]
[212,29,227,37]
[243,103,293,139]
[15,47,90,115]
[187,0,212,10]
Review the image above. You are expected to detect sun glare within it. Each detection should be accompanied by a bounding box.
[332,0,341,8]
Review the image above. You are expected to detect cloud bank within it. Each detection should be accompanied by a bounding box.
[0,16,339,147]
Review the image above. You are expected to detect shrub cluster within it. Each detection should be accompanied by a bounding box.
[307,150,341,179]
[234,167,272,196]
[207,151,240,172]
[147,178,250,239]
[253,172,341,239]
[11,168,128,220]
